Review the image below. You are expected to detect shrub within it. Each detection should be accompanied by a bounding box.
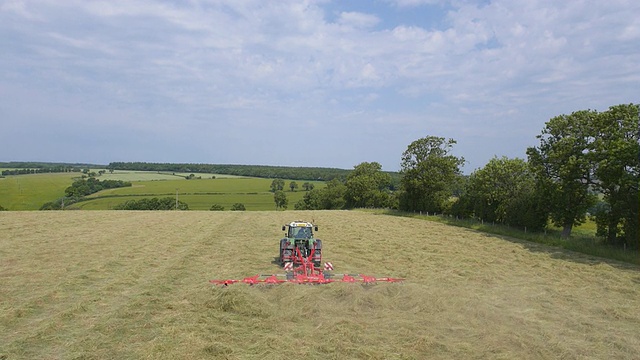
[114,197,189,210]
[230,203,246,211]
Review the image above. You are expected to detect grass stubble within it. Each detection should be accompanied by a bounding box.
[1,211,639,359]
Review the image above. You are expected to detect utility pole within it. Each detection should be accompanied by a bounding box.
[175,188,179,210]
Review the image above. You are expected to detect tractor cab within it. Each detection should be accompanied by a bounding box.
[285,223,316,239]
[280,221,321,267]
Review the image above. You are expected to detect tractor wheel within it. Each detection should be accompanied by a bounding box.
[313,240,322,267]
[279,239,286,264]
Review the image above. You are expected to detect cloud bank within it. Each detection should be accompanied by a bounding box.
[1,0,638,171]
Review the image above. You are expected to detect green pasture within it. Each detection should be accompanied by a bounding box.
[0,172,78,210]
[0,172,321,211]
[77,177,317,210]
[74,192,307,211]
[87,177,275,197]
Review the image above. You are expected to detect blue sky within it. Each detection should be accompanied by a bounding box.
[1,0,638,173]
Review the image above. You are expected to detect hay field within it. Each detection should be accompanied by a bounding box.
[1,211,639,359]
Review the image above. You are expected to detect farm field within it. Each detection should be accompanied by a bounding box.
[79,177,314,210]
[97,170,245,182]
[0,172,320,210]
[0,172,78,210]
[1,211,639,359]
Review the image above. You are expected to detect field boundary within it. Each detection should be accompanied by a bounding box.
[372,209,640,266]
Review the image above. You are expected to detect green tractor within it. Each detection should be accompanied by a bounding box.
[279,221,322,268]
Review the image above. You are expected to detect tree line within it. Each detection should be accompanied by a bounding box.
[0,162,101,176]
[287,103,639,250]
[1,167,84,176]
[107,162,354,181]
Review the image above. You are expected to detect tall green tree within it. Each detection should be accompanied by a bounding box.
[289,181,299,192]
[344,162,392,208]
[274,190,288,210]
[270,179,285,192]
[591,104,639,248]
[399,136,465,213]
[527,110,598,238]
[294,179,346,210]
[462,156,546,230]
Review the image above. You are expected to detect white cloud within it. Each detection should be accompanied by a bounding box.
[337,11,380,28]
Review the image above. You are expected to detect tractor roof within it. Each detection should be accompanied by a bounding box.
[287,221,313,227]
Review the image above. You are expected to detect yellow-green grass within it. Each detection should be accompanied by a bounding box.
[1,211,639,359]
[76,192,308,211]
[87,178,277,196]
[1,173,322,210]
[0,172,78,210]
[77,177,317,210]
[377,210,638,265]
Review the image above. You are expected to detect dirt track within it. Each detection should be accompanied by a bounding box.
[1,211,639,359]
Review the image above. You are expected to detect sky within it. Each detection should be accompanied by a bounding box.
[1,0,638,173]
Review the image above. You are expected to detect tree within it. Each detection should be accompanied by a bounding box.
[461,156,547,230]
[270,179,285,192]
[289,181,299,192]
[344,162,391,208]
[0,204,6,211]
[295,179,346,210]
[209,204,225,211]
[527,110,598,238]
[590,104,639,248]
[302,182,315,191]
[113,197,188,210]
[230,203,246,211]
[399,136,465,213]
[274,190,288,210]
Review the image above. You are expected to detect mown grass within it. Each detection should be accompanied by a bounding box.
[376,210,640,265]
[1,211,639,359]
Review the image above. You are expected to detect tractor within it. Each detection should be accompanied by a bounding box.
[210,221,403,286]
[279,221,322,268]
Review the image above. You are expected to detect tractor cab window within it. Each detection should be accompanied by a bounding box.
[292,227,312,239]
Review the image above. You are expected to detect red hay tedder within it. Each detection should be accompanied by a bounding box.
[210,221,404,286]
